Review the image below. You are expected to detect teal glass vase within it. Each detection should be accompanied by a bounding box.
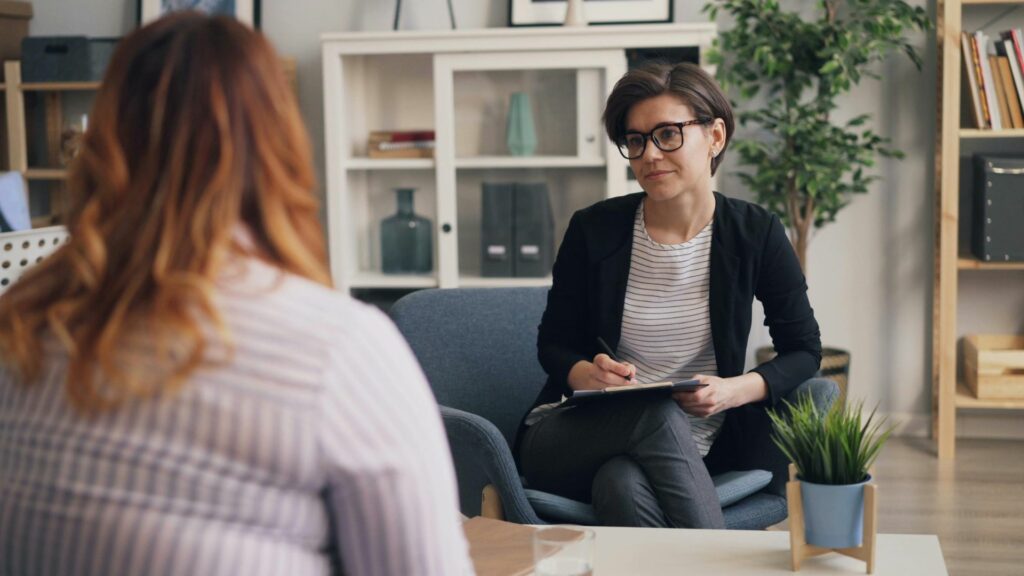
[381,188,432,274]
[506,92,538,156]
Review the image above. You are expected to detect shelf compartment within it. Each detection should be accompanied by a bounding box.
[959,128,1024,138]
[20,82,101,91]
[958,257,1024,270]
[24,168,68,180]
[955,382,1024,409]
[454,168,605,281]
[962,0,1023,5]
[346,158,435,170]
[349,272,437,289]
[455,156,605,169]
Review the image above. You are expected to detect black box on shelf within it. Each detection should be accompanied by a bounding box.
[481,182,515,277]
[513,183,554,278]
[972,155,1024,262]
[21,36,118,82]
[479,182,554,278]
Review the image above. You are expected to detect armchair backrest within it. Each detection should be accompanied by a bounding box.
[390,287,549,447]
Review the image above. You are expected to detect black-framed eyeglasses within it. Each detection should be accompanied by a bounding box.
[616,118,711,160]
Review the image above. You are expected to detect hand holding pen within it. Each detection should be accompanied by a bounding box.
[595,337,636,386]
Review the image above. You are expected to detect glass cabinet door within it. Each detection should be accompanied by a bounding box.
[434,50,626,287]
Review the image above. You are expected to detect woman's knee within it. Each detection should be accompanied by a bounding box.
[591,456,668,527]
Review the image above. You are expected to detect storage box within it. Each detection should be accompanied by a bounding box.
[972,155,1024,262]
[0,1,32,81]
[0,226,68,292]
[21,36,118,82]
[963,334,1024,399]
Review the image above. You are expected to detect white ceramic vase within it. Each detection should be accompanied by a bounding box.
[563,0,587,27]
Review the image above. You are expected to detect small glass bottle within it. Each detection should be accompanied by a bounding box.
[381,188,433,274]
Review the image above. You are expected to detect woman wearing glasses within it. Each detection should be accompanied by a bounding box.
[517,62,821,528]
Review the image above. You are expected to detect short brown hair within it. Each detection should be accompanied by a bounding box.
[603,62,734,175]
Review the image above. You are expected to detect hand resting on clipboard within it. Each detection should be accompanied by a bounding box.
[559,379,708,408]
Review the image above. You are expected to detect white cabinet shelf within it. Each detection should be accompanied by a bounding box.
[346,158,436,170]
[322,24,716,292]
[454,156,606,169]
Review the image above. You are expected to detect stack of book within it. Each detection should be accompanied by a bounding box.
[367,130,435,159]
[962,29,1024,130]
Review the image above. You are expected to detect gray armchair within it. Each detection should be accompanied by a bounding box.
[391,287,837,529]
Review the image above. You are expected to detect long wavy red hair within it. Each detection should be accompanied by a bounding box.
[0,13,330,411]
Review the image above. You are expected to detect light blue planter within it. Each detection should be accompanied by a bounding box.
[800,475,871,548]
[506,92,537,156]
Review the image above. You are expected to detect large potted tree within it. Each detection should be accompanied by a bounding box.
[704,0,930,401]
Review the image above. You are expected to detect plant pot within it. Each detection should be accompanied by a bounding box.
[799,474,871,548]
[756,346,850,405]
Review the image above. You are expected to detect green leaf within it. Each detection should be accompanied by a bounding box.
[706,0,930,253]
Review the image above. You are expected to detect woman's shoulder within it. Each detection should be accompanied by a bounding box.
[714,192,776,225]
[714,192,779,234]
[573,192,644,225]
[217,257,393,340]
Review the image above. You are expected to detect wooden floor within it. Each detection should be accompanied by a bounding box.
[807,437,1024,575]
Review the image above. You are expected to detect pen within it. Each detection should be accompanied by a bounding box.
[596,337,633,381]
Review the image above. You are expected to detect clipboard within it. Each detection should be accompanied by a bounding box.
[560,379,707,408]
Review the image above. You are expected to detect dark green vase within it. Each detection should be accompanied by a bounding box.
[381,188,432,274]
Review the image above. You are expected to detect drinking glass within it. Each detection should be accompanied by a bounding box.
[533,525,595,576]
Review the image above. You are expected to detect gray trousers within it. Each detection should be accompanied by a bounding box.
[518,395,726,529]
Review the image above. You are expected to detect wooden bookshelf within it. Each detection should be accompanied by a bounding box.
[934,0,1024,459]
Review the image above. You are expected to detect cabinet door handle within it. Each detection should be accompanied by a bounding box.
[441,223,452,233]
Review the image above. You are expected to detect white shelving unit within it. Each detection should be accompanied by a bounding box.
[321,24,717,292]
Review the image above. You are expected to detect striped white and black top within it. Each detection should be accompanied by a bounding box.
[616,201,724,456]
[0,257,473,576]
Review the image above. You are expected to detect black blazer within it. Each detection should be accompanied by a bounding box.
[524,192,821,456]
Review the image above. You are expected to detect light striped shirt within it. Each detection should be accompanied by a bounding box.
[617,201,724,456]
[0,257,473,576]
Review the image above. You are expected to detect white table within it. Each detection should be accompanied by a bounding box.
[575,528,947,575]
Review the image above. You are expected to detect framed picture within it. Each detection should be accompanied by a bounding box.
[509,0,672,26]
[138,0,260,28]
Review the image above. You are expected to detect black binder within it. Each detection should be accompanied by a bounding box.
[480,182,515,277]
[513,183,554,277]
[973,155,1024,262]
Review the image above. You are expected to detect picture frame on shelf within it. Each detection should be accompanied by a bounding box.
[509,0,672,27]
[138,0,260,28]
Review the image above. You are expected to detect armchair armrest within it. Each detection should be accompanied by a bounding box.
[782,377,839,412]
[440,406,543,525]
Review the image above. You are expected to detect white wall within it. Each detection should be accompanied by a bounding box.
[24,0,1024,438]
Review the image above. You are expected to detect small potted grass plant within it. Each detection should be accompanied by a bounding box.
[768,394,893,548]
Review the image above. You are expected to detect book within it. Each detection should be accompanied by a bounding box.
[560,379,708,408]
[996,55,1023,128]
[970,32,993,129]
[962,32,985,129]
[978,32,1003,129]
[990,54,1012,129]
[367,130,435,159]
[1001,36,1024,123]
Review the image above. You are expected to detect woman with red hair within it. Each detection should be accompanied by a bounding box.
[0,13,472,576]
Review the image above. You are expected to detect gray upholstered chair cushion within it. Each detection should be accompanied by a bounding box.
[711,469,773,507]
[524,468,773,525]
[524,489,600,525]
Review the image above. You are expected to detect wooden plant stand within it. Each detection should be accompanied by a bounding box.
[786,464,877,573]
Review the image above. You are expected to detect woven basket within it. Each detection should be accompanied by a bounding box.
[756,346,851,405]
[0,226,69,292]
